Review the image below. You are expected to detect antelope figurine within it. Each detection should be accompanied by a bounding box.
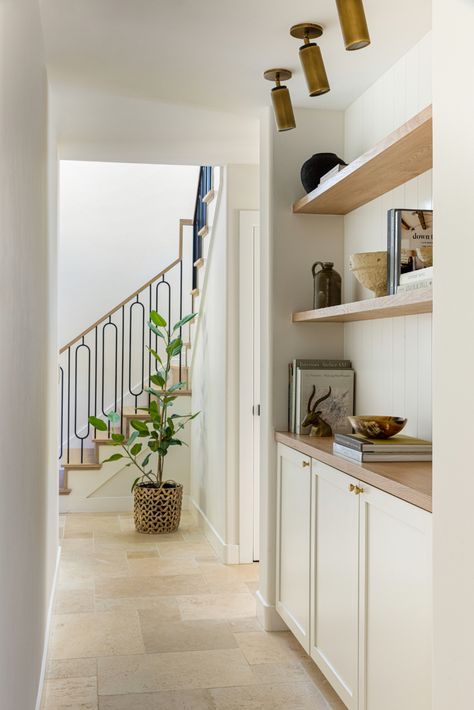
[301,385,333,437]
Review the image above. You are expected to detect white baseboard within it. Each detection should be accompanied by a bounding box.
[59,494,191,514]
[35,545,61,710]
[256,590,289,632]
[190,498,239,564]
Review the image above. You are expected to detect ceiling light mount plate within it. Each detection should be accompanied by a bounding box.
[264,68,292,83]
[290,23,324,41]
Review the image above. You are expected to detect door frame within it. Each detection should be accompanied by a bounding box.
[238,209,260,563]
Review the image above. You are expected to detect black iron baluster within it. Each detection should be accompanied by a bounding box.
[74,337,91,463]
[148,284,152,407]
[129,297,145,412]
[94,327,98,438]
[102,317,118,434]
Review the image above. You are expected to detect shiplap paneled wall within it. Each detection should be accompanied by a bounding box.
[343,32,432,439]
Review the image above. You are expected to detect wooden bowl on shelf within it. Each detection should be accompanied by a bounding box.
[348,415,407,439]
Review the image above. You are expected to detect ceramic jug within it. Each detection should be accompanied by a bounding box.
[312,261,341,309]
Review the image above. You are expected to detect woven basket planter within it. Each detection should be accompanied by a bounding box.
[133,483,183,534]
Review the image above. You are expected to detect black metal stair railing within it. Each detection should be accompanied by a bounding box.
[58,166,213,466]
[192,165,212,290]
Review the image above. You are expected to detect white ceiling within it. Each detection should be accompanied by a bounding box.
[40,0,431,113]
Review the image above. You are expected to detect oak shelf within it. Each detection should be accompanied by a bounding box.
[292,287,432,323]
[292,105,432,215]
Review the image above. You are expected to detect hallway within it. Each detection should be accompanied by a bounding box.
[41,511,346,709]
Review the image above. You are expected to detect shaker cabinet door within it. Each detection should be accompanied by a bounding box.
[276,444,312,652]
[358,484,432,710]
[310,460,360,710]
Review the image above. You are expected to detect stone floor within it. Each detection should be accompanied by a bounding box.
[41,510,346,709]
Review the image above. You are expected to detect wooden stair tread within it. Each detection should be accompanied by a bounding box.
[59,488,72,495]
[62,448,101,469]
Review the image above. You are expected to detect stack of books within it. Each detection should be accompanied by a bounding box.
[397,266,433,294]
[333,433,432,462]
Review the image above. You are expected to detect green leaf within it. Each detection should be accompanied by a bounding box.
[148,322,166,339]
[142,453,151,468]
[130,443,142,456]
[168,439,183,446]
[126,430,139,446]
[107,411,120,425]
[163,396,177,405]
[173,313,197,332]
[131,477,141,492]
[146,346,163,365]
[150,373,166,388]
[150,311,167,327]
[149,440,158,452]
[89,416,108,431]
[130,419,149,433]
[111,433,125,443]
[102,453,124,463]
[167,338,182,357]
[168,382,185,393]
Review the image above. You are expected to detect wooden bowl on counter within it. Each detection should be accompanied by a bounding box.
[348,415,407,439]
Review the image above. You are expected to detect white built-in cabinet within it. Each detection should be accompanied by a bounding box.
[276,444,432,710]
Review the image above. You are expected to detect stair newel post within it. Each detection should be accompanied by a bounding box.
[120,308,124,435]
[66,346,71,464]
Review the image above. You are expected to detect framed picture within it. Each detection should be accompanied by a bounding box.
[295,368,355,435]
[387,209,433,295]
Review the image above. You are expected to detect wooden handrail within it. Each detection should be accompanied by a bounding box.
[59,218,193,354]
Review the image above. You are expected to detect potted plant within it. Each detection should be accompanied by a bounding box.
[89,310,198,534]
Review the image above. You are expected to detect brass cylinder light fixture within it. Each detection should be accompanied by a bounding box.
[264,69,296,132]
[335,0,370,50]
[290,23,330,97]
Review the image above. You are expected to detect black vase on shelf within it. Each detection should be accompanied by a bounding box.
[300,153,346,193]
[312,261,342,309]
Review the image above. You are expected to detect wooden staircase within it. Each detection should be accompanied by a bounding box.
[58,166,218,502]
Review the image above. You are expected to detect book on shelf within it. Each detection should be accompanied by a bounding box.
[292,365,354,435]
[399,266,433,285]
[319,163,345,184]
[334,433,432,453]
[289,359,352,432]
[333,443,432,463]
[397,279,432,294]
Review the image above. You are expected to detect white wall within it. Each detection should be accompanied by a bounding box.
[190,165,259,557]
[0,2,58,708]
[59,161,198,346]
[432,3,474,707]
[52,84,259,166]
[259,108,345,628]
[343,32,432,440]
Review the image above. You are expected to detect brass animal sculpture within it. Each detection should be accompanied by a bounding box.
[301,386,333,437]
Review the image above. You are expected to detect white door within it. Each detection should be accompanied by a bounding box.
[310,460,360,710]
[276,444,312,652]
[358,484,432,710]
[239,210,260,562]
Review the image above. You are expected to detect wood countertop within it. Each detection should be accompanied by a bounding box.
[275,432,432,513]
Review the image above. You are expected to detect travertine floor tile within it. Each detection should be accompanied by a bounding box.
[138,616,237,654]
[95,595,181,616]
[227,617,262,633]
[54,588,95,614]
[51,611,145,659]
[127,557,200,577]
[59,551,129,583]
[126,551,159,559]
[65,515,121,534]
[95,574,209,599]
[250,661,310,684]
[47,658,97,680]
[178,592,256,620]
[93,533,162,552]
[211,681,332,709]
[42,676,97,709]
[98,649,255,695]
[157,541,216,559]
[234,631,300,665]
[98,689,214,710]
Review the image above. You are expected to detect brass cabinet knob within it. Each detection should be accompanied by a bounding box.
[349,483,356,492]
[349,483,364,495]
[302,460,310,468]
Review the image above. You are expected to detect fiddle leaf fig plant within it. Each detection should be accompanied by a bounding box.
[89,310,198,491]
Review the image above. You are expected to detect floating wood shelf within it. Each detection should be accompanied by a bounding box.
[292,287,432,323]
[293,105,432,215]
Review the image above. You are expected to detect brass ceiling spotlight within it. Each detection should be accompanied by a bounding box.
[290,23,330,97]
[335,0,370,51]
[264,68,296,132]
